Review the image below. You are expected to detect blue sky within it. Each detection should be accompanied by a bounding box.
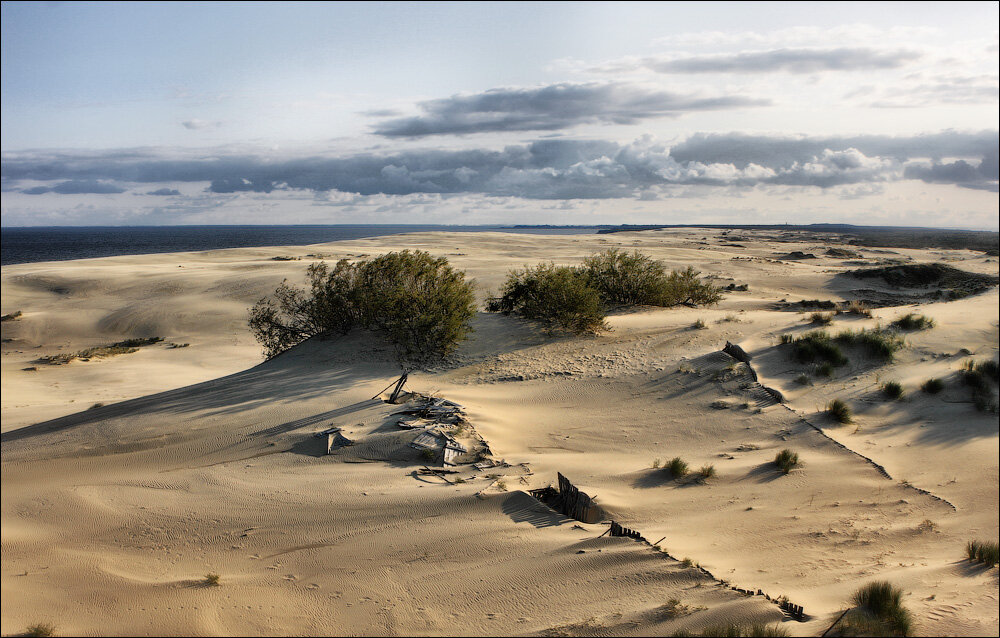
[1,1,997,228]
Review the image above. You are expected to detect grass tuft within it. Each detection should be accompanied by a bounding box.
[666,457,689,479]
[827,398,852,423]
[25,623,56,637]
[835,327,905,362]
[779,333,793,345]
[774,449,799,474]
[966,540,999,567]
[789,330,848,367]
[698,465,716,480]
[810,312,834,325]
[891,313,935,330]
[921,378,945,394]
[204,572,221,586]
[882,381,904,399]
[844,581,912,636]
[794,373,811,386]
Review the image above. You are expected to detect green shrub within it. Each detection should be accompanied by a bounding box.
[921,378,944,394]
[891,313,935,330]
[827,398,852,423]
[581,249,723,307]
[488,263,607,334]
[666,457,689,479]
[882,381,904,399]
[250,251,477,370]
[843,581,912,636]
[774,449,799,474]
[204,572,221,586]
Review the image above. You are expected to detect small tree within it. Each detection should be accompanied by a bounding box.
[249,251,476,399]
[582,249,723,307]
[488,263,606,334]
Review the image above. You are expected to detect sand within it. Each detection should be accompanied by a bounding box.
[2,228,998,636]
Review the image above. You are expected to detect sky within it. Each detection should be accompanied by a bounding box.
[1,1,997,229]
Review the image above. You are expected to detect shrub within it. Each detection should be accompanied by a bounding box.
[581,250,723,307]
[693,318,707,329]
[779,334,793,345]
[652,458,661,468]
[882,381,904,399]
[204,572,221,586]
[25,623,56,637]
[250,251,477,371]
[810,312,834,325]
[835,328,905,361]
[845,300,872,317]
[827,398,852,423]
[698,465,716,480]
[962,359,999,412]
[967,540,999,567]
[817,362,834,378]
[774,449,799,474]
[666,457,689,479]
[921,378,945,394]
[891,313,935,330]
[795,373,811,385]
[488,263,607,334]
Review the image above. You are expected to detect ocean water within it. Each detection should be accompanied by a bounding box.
[0,225,598,266]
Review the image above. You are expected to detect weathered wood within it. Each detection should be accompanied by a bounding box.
[723,341,752,363]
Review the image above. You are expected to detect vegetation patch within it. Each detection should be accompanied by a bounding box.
[966,540,999,567]
[204,572,221,586]
[666,457,689,479]
[797,299,837,310]
[826,248,861,258]
[37,337,164,365]
[832,581,912,637]
[921,378,945,394]
[25,623,56,637]
[788,330,848,367]
[890,313,935,331]
[774,449,800,474]
[1,310,23,321]
[962,359,999,412]
[810,312,834,325]
[834,328,905,361]
[827,399,852,423]
[881,381,904,400]
[849,263,999,299]
[683,622,789,637]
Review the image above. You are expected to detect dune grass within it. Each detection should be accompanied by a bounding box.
[794,373,811,385]
[774,449,800,474]
[966,540,999,567]
[881,381,904,399]
[666,457,689,479]
[817,362,834,378]
[37,336,164,365]
[681,623,789,637]
[1,310,23,322]
[698,465,716,480]
[827,398,853,423]
[834,327,905,362]
[25,623,56,637]
[962,359,1000,412]
[891,313,935,331]
[789,330,848,367]
[810,312,834,325]
[837,581,912,637]
[204,572,221,586]
[921,378,945,394]
[779,333,794,345]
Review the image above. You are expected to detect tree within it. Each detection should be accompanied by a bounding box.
[582,249,722,307]
[487,263,607,335]
[249,251,477,399]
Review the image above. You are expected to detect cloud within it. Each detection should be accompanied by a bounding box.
[865,74,999,107]
[642,47,921,74]
[21,180,127,195]
[372,83,769,137]
[181,119,222,130]
[146,188,181,196]
[4,131,997,200]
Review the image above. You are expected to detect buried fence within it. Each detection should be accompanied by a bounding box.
[528,472,603,524]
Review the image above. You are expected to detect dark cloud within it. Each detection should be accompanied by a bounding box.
[646,47,921,74]
[147,188,181,196]
[181,119,221,130]
[4,131,997,200]
[21,179,127,195]
[372,83,769,137]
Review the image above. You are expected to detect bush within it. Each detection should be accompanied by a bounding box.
[779,334,794,345]
[693,318,707,329]
[891,313,935,331]
[845,300,872,317]
[882,381,904,399]
[204,572,221,586]
[698,465,716,480]
[967,540,999,567]
[250,251,477,370]
[921,378,945,394]
[795,373,811,385]
[25,623,56,637]
[488,263,606,334]
[817,362,834,378]
[666,457,689,479]
[962,359,999,412]
[582,249,723,307]
[774,449,799,474]
[827,398,852,423]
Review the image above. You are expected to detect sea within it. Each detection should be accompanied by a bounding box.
[0,225,599,266]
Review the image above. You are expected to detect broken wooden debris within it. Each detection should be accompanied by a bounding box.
[723,341,752,363]
[313,426,342,438]
[529,473,603,524]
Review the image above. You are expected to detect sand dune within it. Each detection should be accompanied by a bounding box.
[2,229,998,636]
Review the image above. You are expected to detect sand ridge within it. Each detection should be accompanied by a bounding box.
[2,228,998,636]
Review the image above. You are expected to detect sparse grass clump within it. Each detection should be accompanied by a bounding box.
[966,540,999,567]
[838,581,912,637]
[204,572,221,586]
[962,359,999,413]
[891,313,935,331]
[666,457,689,479]
[827,398,852,423]
[921,378,945,394]
[37,336,164,365]
[844,300,872,317]
[693,623,789,637]
[795,373,811,385]
[774,448,800,474]
[652,458,661,469]
[835,328,905,361]
[1,310,23,322]
[693,318,707,330]
[882,381,904,400]
[779,333,794,345]
[698,465,716,480]
[817,362,835,378]
[810,312,834,325]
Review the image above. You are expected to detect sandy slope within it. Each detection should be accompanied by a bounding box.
[2,228,998,636]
